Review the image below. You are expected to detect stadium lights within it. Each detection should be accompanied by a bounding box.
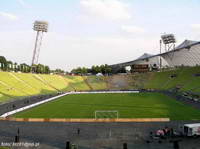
[31,20,49,68]
[161,34,176,45]
[33,21,48,32]
[159,33,176,69]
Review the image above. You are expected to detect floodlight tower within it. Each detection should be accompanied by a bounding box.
[161,34,176,52]
[31,21,48,66]
[160,33,176,69]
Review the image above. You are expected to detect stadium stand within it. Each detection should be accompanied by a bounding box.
[0,72,31,98]
[84,76,107,90]
[37,74,74,91]
[64,75,90,91]
[14,73,56,94]
[144,70,177,89]
[105,74,130,90]
[0,72,76,103]
[82,76,93,90]
[103,66,200,93]
[0,66,200,103]
[144,66,200,91]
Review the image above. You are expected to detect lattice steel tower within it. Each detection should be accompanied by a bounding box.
[161,34,176,52]
[31,21,48,66]
[160,33,176,68]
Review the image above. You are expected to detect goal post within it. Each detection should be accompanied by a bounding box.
[95,110,119,119]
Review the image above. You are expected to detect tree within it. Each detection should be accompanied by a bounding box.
[35,64,45,73]
[7,61,13,71]
[91,65,101,74]
[71,64,112,75]
[19,63,31,73]
[0,55,54,74]
[104,64,112,74]
[44,66,50,74]
[14,62,18,72]
[100,65,105,74]
[0,56,7,71]
[81,67,88,75]
[71,67,88,75]
[52,68,65,74]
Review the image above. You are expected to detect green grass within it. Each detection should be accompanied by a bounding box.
[13,92,200,120]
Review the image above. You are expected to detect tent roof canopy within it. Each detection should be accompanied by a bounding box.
[175,40,199,49]
[136,53,154,60]
[110,39,200,67]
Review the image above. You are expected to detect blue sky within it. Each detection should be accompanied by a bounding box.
[0,0,200,71]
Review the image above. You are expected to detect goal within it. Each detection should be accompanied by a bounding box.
[95,110,119,119]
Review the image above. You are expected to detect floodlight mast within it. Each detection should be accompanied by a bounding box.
[31,21,48,68]
[161,33,176,52]
[159,33,176,69]
[159,40,162,69]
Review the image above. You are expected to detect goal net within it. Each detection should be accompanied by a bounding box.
[95,110,119,119]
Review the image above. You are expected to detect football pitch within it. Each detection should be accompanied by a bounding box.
[13,93,200,120]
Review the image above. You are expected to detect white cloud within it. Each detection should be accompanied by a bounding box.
[80,0,131,21]
[0,12,19,21]
[121,25,145,33]
[191,24,200,31]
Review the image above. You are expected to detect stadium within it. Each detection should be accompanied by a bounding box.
[1,1,200,149]
[1,37,200,148]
